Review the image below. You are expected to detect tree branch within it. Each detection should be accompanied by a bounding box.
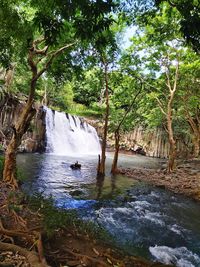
[155,97,167,115]
[116,82,143,132]
[173,57,179,92]
[164,65,172,91]
[35,42,76,80]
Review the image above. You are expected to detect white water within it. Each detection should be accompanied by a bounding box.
[149,246,200,267]
[44,106,101,155]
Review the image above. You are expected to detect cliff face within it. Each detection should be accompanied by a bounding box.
[86,119,192,159]
[111,127,191,158]
[0,94,46,153]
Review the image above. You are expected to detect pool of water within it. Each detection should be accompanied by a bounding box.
[17,153,200,267]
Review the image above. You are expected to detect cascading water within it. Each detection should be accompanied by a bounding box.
[44,106,101,155]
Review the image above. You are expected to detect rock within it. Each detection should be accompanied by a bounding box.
[0,96,46,153]
[70,190,83,197]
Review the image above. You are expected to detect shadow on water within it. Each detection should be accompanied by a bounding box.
[17,153,200,267]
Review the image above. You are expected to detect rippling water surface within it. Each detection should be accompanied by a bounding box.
[17,153,200,267]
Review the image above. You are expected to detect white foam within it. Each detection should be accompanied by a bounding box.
[144,211,165,226]
[170,224,183,235]
[149,246,200,267]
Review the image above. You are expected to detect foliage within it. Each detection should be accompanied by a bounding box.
[109,71,144,132]
[155,0,200,52]
[73,67,103,106]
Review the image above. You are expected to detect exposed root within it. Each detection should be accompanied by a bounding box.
[62,247,109,267]
[0,241,48,267]
[0,234,14,244]
[0,219,32,242]
[36,233,48,266]
[11,210,27,228]
[3,176,18,189]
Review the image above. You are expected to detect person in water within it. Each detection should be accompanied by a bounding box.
[70,161,81,169]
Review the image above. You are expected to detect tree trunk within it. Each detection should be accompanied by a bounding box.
[3,101,36,187]
[167,91,176,173]
[168,139,176,172]
[192,136,200,158]
[187,116,200,158]
[3,39,75,188]
[111,130,120,174]
[97,60,109,177]
[110,84,143,175]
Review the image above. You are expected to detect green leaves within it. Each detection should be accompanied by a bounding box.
[155,0,200,52]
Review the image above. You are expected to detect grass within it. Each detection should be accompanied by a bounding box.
[28,193,115,245]
[50,102,104,119]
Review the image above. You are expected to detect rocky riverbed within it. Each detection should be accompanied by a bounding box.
[119,159,200,201]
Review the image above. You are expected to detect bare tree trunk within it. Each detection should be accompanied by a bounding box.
[167,87,176,173]
[111,129,120,174]
[97,60,109,177]
[168,137,176,172]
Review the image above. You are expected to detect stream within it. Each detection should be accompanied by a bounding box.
[17,153,200,267]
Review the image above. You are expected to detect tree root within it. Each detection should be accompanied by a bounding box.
[0,241,48,267]
[0,219,32,242]
[0,219,48,266]
[62,247,109,267]
[11,210,27,228]
[36,233,48,266]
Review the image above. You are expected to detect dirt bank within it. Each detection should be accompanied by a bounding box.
[119,159,200,201]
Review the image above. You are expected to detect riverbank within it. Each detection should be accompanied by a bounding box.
[0,182,171,267]
[119,159,200,201]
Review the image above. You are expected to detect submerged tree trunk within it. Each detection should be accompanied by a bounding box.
[97,60,109,177]
[111,129,120,174]
[3,39,74,187]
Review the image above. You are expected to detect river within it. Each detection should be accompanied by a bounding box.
[17,153,200,267]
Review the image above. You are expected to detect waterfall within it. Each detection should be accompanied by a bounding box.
[44,107,101,155]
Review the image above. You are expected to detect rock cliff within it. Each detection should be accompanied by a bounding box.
[86,119,193,159]
[0,93,46,153]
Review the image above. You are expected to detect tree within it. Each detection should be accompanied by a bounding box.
[155,0,200,53]
[1,0,117,187]
[108,68,144,173]
[94,26,119,178]
[97,54,110,177]
[73,67,103,106]
[177,52,200,158]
